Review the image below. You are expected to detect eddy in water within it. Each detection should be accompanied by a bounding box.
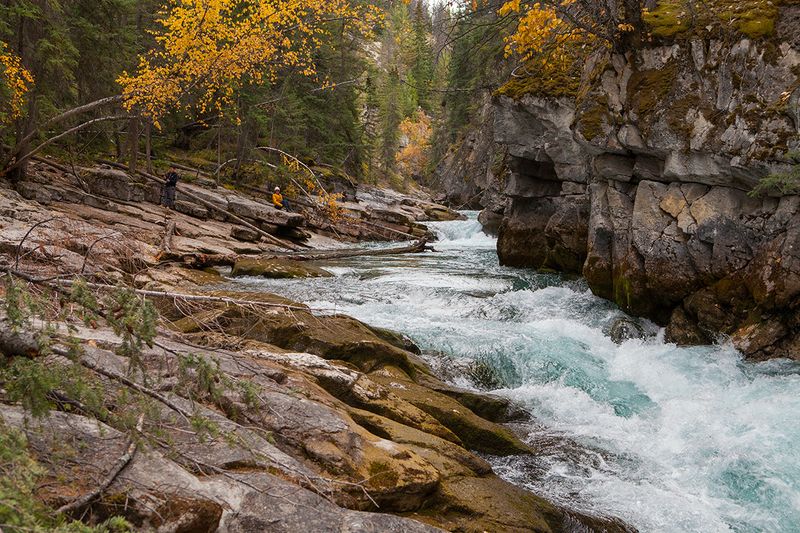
[229,212,800,533]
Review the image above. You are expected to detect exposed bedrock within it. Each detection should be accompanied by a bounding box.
[491,35,800,360]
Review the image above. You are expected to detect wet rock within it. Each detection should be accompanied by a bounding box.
[429,385,528,424]
[665,306,713,345]
[255,350,460,443]
[231,257,333,278]
[607,317,647,344]
[732,314,800,362]
[367,325,422,355]
[369,366,532,456]
[498,193,589,274]
[478,207,504,236]
[489,35,800,357]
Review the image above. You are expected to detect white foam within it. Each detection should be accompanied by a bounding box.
[229,213,800,533]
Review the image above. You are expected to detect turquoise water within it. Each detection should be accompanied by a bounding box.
[230,212,800,533]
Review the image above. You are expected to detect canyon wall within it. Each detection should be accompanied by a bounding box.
[491,26,800,360]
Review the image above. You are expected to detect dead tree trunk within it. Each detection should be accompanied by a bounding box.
[145,121,153,174]
[127,117,140,175]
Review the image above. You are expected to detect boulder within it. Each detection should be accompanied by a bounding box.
[421,204,465,222]
[369,365,533,456]
[82,167,148,203]
[607,317,647,344]
[16,181,54,204]
[182,185,230,221]
[478,207,504,236]
[227,197,305,227]
[370,208,416,226]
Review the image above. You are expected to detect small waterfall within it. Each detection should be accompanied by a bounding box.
[428,211,497,248]
[228,212,800,533]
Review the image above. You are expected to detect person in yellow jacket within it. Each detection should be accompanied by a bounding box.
[272,186,291,211]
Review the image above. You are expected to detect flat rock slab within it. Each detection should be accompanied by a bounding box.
[226,197,305,227]
[231,257,333,278]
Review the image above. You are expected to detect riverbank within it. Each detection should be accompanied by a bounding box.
[242,214,800,533]
[0,166,631,532]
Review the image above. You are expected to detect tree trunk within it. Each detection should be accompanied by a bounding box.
[127,117,140,175]
[114,125,123,162]
[145,121,153,174]
[8,98,38,184]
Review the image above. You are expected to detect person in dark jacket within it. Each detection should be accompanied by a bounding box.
[162,167,179,209]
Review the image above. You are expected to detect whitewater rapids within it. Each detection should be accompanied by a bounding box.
[229,212,800,533]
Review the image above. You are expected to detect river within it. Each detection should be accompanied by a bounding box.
[230,212,800,533]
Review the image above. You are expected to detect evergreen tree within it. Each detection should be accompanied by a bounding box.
[410,2,435,113]
[379,66,403,173]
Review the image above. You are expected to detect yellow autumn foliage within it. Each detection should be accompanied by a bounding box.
[396,110,432,177]
[499,1,599,94]
[0,42,34,125]
[118,0,382,125]
[500,0,596,63]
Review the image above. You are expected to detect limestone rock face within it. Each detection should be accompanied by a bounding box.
[433,96,509,232]
[490,32,800,360]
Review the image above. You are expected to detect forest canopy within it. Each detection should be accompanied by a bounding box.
[0,0,518,187]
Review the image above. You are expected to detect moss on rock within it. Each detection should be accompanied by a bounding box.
[630,62,679,132]
[578,99,612,141]
[644,0,785,40]
[231,257,333,279]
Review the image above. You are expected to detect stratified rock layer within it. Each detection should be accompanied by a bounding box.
[490,33,800,360]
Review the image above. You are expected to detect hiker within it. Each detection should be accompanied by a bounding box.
[161,166,179,209]
[272,186,291,211]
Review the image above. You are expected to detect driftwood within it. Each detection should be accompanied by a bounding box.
[5,95,125,170]
[166,160,213,178]
[96,159,300,252]
[284,238,428,261]
[55,413,144,516]
[160,238,429,268]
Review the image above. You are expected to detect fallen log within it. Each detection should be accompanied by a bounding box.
[56,413,144,516]
[96,159,300,252]
[284,238,428,261]
[160,238,429,268]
